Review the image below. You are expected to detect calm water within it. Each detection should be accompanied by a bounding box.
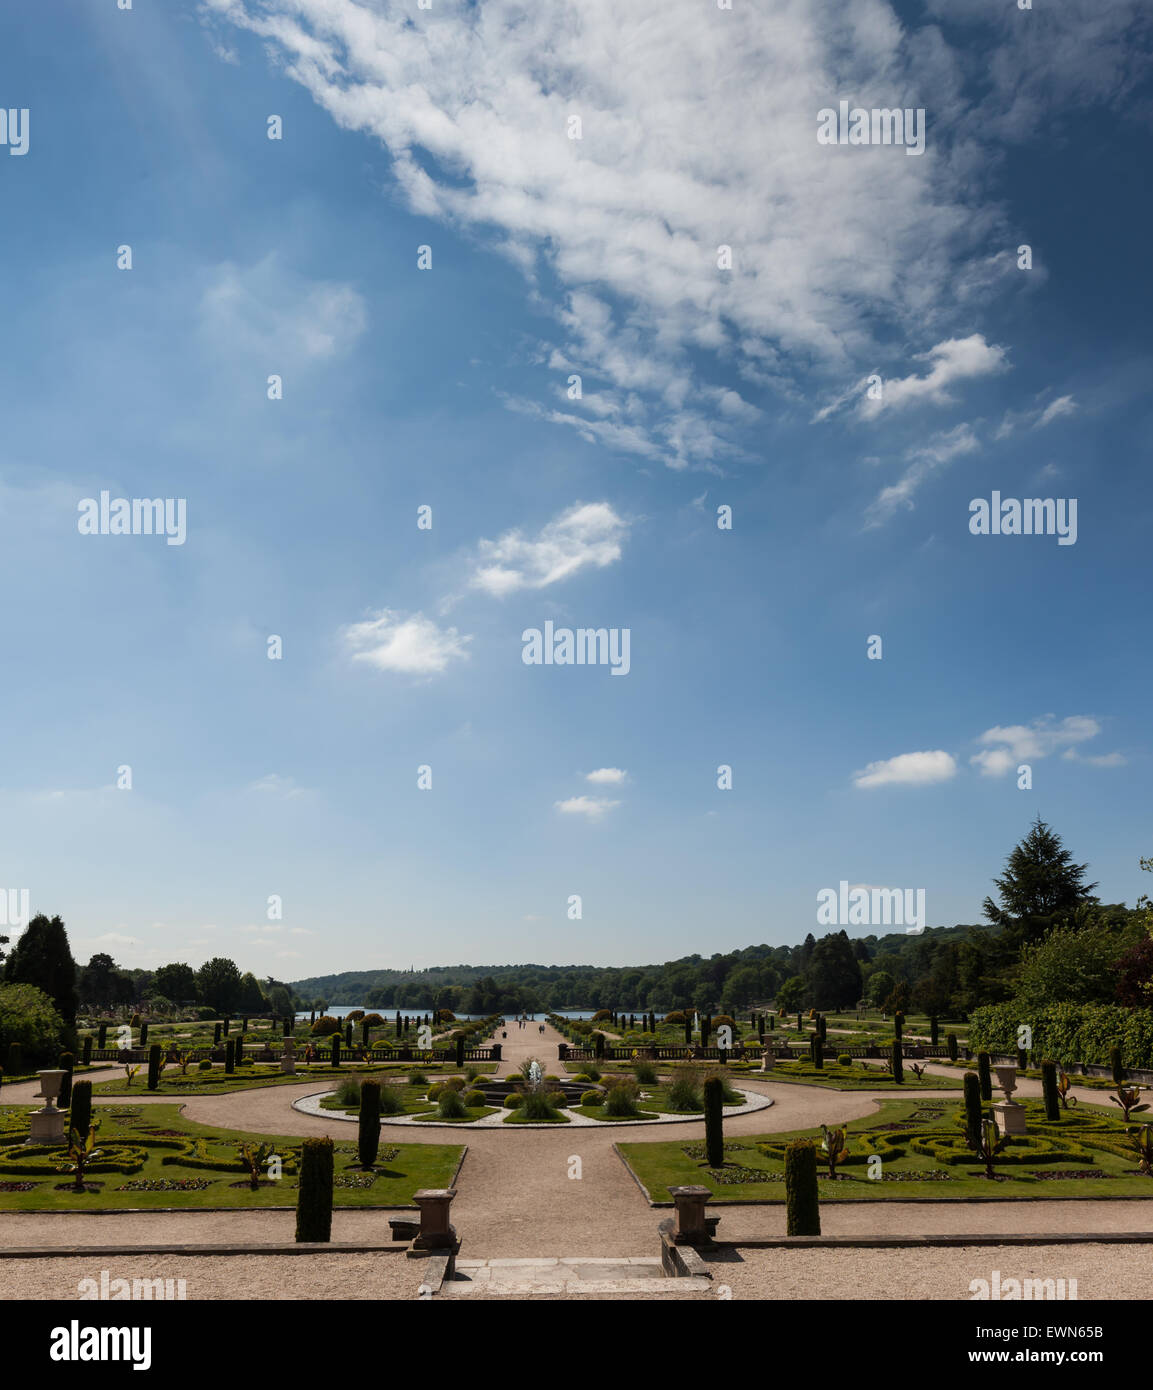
[294,1007,633,1022]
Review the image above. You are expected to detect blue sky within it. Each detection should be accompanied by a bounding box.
[0,0,1149,977]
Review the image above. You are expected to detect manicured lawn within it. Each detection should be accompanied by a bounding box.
[503,1109,570,1124]
[0,1103,463,1210]
[762,1060,963,1090]
[412,1107,500,1123]
[618,1098,1153,1203]
[90,1063,492,1097]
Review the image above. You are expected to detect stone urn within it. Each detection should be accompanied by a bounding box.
[992,1064,1027,1135]
[994,1065,1018,1101]
[760,1042,775,1072]
[24,1070,67,1146]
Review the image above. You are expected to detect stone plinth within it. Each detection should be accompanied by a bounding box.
[412,1188,457,1251]
[993,1101,1027,1136]
[27,1108,67,1145]
[280,1039,297,1075]
[668,1185,714,1246]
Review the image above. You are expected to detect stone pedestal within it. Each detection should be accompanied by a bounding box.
[280,1039,297,1075]
[760,1049,775,1071]
[412,1188,457,1251]
[24,1070,68,1147]
[993,1101,1027,1136]
[668,1185,713,1245]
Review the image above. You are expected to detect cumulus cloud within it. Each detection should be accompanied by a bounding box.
[585,768,627,785]
[554,795,620,820]
[853,750,958,788]
[468,502,628,597]
[342,610,471,676]
[970,715,1121,774]
[858,335,1008,420]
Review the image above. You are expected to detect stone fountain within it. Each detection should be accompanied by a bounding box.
[24,1069,68,1146]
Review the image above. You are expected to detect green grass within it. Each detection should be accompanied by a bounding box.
[618,1097,1153,1203]
[412,1107,499,1123]
[502,1108,570,1124]
[89,1063,491,1097]
[762,1060,962,1090]
[0,1103,463,1211]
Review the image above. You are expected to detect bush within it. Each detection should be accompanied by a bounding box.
[427,1083,445,1102]
[147,1045,162,1091]
[704,1077,724,1166]
[504,1091,523,1110]
[890,1038,903,1085]
[198,1060,212,1071]
[407,1070,428,1086]
[784,1139,820,1235]
[521,1090,560,1120]
[310,1016,341,1037]
[581,1065,602,1083]
[1041,1059,1060,1121]
[837,1054,852,1068]
[664,1011,686,1025]
[969,1002,1153,1071]
[634,1060,658,1085]
[81,1036,93,1066]
[335,1076,361,1107]
[70,1080,93,1139]
[963,1072,984,1149]
[946,1032,959,1062]
[358,1080,381,1167]
[58,1054,75,1108]
[295,1138,334,1243]
[581,1089,602,1107]
[666,1073,703,1112]
[977,1050,992,1101]
[712,1015,736,1030]
[224,1041,235,1075]
[1111,1046,1126,1085]
[0,984,66,1067]
[604,1084,640,1118]
[464,1089,486,1108]
[378,1085,406,1115]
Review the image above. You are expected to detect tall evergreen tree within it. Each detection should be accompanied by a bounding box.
[807,931,861,1009]
[4,914,77,1026]
[982,816,1097,947]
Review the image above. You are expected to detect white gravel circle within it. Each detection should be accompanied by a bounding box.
[292,1087,774,1129]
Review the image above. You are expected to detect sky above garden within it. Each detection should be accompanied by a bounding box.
[0,0,1149,976]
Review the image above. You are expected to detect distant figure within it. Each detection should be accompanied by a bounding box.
[502,1031,507,1040]
[539,1024,544,1034]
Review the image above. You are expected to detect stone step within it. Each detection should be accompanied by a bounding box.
[441,1256,712,1298]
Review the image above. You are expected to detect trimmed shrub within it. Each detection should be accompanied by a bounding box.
[634,1060,658,1085]
[837,1054,852,1068]
[70,1080,93,1140]
[963,1072,983,1149]
[455,1035,465,1068]
[58,1054,75,1109]
[139,1022,149,1047]
[890,1039,903,1085]
[224,1041,235,1075]
[81,1036,93,1066]
[147,1045,162,1091]
[1041,1059,1060,1121]
[358,1080,381,1167]
[521,1090,558,1120]
[5,1043,22,1075]
[704,1077,724,1167]
[968,1001,1153,1071]
[580,1089,602,1107]
[946,1032,959,1062]
[330,1037,341,1067]
[427,1083,445,1102]
[929,1016,939,1046]
[1111,1046,1126,1085]
[295,1137,334,1243]
[504,1091,523,1110]
[198,1060,212,1071]
[1017,1048,1028,1072]
[784,1139,820,1236]
[893,1012,903,1041]
[977,1050,992,1102]
[310,1016,341,1038]
[464,1089,486,1108]
[97,1023,108,1050]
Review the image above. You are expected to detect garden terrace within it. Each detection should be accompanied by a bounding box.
[618,1097,1153,1204]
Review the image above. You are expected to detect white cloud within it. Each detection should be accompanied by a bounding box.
[863,422,980,528]
[995,392,1077,440]
[853,751,957,788]
[859,335,1008,420]
[247,774,307,799]
[469,502,628,597]
[342,610,471,676]
[970,715,1121,775]
[199,253,366,362]
[203,0,1026,466]
[554,795,621,820]
[585,768,627,785]
[1036,395,1078,428]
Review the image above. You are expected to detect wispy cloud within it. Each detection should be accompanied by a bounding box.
[971,715,1122,774]
[468,502,628,598]
[555,795,620,821]
[863,423,979,529]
